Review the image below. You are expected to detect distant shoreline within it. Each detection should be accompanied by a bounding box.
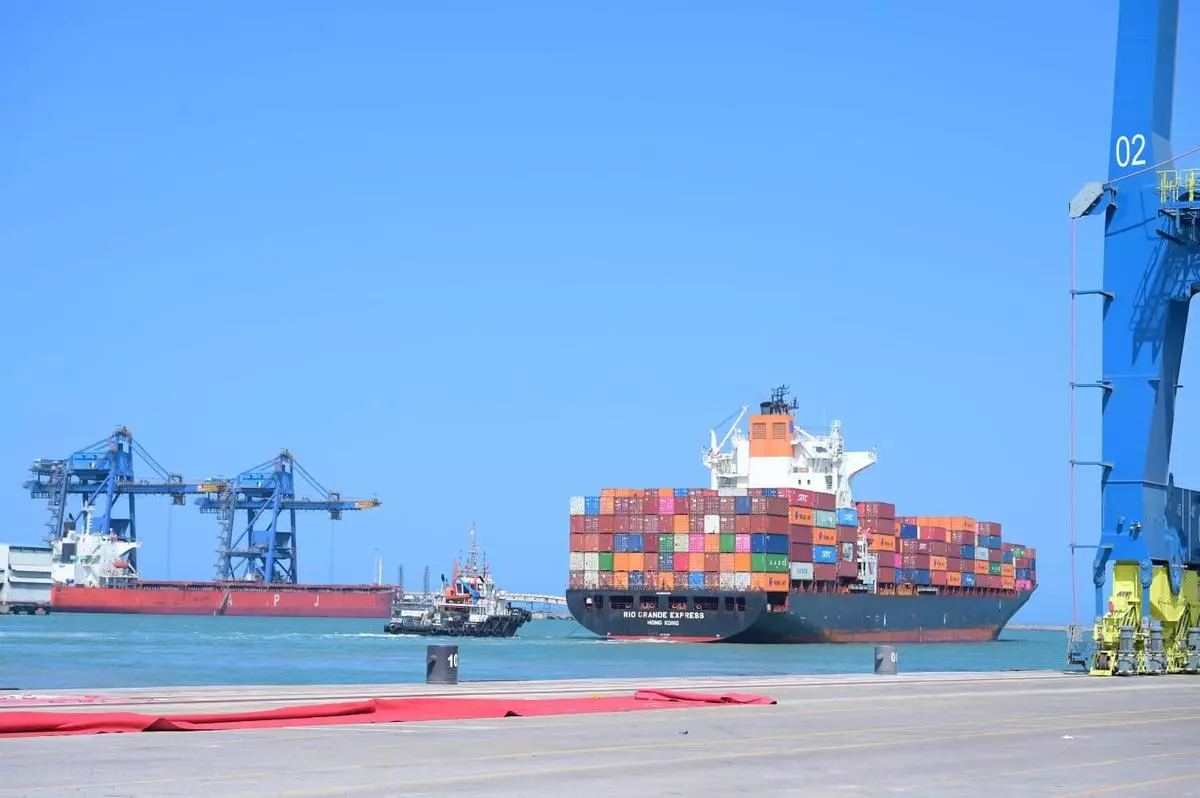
[1009,624,1068,632]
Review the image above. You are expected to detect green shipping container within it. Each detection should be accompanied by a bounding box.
[659,534,675,553]
[599,552,614,572]
[751,553,767,572]
[765,554,789,573]
[720,533,736,554]
[813,509,837,529]
[988,562,1002,576]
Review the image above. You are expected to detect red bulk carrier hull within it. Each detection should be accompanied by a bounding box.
[50,581,396,619]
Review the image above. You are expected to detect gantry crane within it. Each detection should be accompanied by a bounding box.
[1068,0,1200,674]
[196,450,381,584]
[22,427,223,571]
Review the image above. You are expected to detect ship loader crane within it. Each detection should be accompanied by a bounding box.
[196,449,380,584]
[1068,0,1200,675]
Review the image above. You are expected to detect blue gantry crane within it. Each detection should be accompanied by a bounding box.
[22,427,224,571]
[1068,0,1200,674]
[196,450,381,584]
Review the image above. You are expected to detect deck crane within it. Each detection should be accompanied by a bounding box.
[1068,0,1200,674]
[22,427,224,571]
[196,450,381,584]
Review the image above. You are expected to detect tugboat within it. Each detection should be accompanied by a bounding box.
[384,524,532,637]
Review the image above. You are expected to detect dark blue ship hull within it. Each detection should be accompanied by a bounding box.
[566,588,1034,643]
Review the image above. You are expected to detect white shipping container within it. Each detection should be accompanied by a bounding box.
[975,547,989,561]
[584,552,600,570]
[704,514,721,534]
[584,570,600,589]
[718,487,749,496]
[790,562,814,581]
[674,534,690,553]
[734,572,752,590]
[569,552,585,571]
[569,496,585,516]
[719,572,736,590]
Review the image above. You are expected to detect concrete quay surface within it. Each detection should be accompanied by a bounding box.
[1,670,1197,796]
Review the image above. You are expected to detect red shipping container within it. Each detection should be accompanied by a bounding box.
[836,525,857,544]
[673,553,688,571]
[750,496,768,515]
[836,560,858,579]
[877,566,896,584]
[720,514,736,533]
[948,530,976,546]
[643,535,659,554]
[674,496,691,514]
[948,556,963,572]
[643,488,658,500]
[689,515,705,534]
[704,496,721,515]
[899,516,918,525]
[859,518,898,535]
[569,516,585,535]
[978,521,1002,536]
[748,488,764,496]
[857,501,896,520]
[613,515,631,533]
[584,533,599,551]
[644,515,659,534]
[989,549,1002,563]
[814,492,837,511]
[719,496,736,514]
[813,563,837,581]
[583,516,600,534]
[615,497,630,515]
[598,516,615,534]
[704,553,721,571]
[931,570,948,587]
[790,542,814,562]
[630,497,644,515]
[782,489,819,509]
[790,524,816,545]
[917,525,947,543]
[735,515,751,534]
[599,572,614,589]
[570,534,587,552]
[598,534,614,552]
[930,540,949,557]
[704,572,720,589]
[902,554,931,570]
[750,515,789,535]
[688,487,706,497]
[630,515,646,534]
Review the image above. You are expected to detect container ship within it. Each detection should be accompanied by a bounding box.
[48,530,395,618]
[565,387,1038,643]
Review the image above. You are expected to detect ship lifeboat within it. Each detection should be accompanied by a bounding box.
[112,559,129,570]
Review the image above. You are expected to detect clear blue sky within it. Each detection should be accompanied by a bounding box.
[3,1,1198,624]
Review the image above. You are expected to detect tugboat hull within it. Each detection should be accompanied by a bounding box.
[384,608,532,638]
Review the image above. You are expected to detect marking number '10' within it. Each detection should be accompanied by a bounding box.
[1115,133,1148,168]
[448,652,459,669]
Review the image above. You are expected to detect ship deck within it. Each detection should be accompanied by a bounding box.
[1,670,1195,796]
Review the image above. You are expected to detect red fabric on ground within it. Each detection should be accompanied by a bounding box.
[0,690,775,738]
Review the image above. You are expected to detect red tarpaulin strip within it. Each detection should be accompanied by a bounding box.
[0,690,776,738]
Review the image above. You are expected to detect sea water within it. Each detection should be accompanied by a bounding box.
[0,614,1069,691]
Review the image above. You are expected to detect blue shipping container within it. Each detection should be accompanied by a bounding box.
[674,488,689,497]
[896,568,913,583]
[584,497,601,515]
[763,488,779,497]
[961,544,976,560]
[911,569,932,586]
[899,525,918,540]
[962,572,977,588]
[614,534,629,553]
[837,507,859,527]
[659,553,673,571]
[629,533,643,552]
[989,535,1003,550]
[688,572,705,589]
[1002,551,1013,564]
[735,496,752,515]
[766,534,789,555]
[629,571,645,588]
[1016,568,1030,580]
[814,545,838,564]
[750,533,768,554]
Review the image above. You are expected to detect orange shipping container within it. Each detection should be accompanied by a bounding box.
[1001,563,1015,578]
[930,555,948,571]
[719,553,735,571]
[815,528,837,546]
[734,552,752,571]
[946,571,962,587]
[614,571,629,589]
[658,488,673,497]
[704,535,720,553]
[1002,575,1016,590]
[974,559,989,575]
[600,488,616,498]
[750,573,770,590]
[600,496,615,515]
[789,507,814,525]
[764,574,788,590]
[869,534,897,553]
[673,514,689,533]
[656,572,674,590]
[688,552,706,571]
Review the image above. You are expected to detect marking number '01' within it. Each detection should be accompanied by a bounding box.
[1115,133,1148,168]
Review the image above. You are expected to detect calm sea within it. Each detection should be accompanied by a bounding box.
[0,614,1069,691]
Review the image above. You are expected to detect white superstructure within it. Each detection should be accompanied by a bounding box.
[701,387,878,509]
[49,508,140,587]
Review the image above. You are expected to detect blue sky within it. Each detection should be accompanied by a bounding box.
[2,1,1198,624]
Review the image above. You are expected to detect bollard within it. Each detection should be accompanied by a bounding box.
[426,644,460,685]
[874,645,898,675]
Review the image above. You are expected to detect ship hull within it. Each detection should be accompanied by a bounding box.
[50,582,395,619]
[566,589,1034,644]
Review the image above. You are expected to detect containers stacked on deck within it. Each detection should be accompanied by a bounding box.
[858,503,1037,591]
[567,488,792,592]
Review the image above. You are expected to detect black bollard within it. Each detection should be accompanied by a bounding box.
[874,645,898,675]
[426,644,460,684]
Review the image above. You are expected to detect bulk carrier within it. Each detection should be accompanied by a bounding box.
[49,528,394,618]
[566,388,1038,643]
